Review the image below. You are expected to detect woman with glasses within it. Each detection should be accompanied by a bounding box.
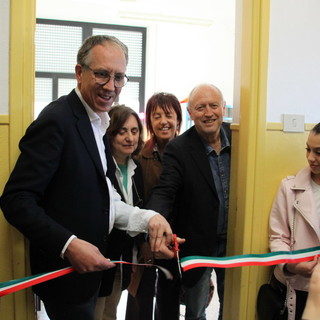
[126,92,182,320]
[95,105,144,320]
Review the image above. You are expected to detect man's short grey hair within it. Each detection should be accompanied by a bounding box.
[188,83,224,108]
[77,35,129,66]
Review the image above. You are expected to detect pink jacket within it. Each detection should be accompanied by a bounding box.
[269,166,320,319]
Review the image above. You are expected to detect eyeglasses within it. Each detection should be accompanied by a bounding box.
[84,65,129,88]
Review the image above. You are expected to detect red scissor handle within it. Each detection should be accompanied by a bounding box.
[173,234,179,259]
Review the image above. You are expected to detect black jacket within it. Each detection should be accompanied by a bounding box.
[0,90,116,303]
[146,123,231,287]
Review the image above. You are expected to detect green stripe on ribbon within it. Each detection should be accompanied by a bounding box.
[181,246,320,271]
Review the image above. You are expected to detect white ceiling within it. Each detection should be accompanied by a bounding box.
[37,0,235,27]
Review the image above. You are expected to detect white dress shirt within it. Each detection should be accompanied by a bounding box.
[60,89,158,258]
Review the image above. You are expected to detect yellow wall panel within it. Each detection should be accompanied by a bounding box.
[264,129,309,196]
[0,0,36,318]
[0,122,15,319]
[0,121,9,194]
[223,0,271,318]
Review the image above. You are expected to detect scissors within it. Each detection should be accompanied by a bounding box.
[172,234,182,278]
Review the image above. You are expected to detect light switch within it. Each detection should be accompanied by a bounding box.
[283,114,305,133]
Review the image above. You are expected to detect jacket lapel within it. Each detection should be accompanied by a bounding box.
[68,90,107,180]
[103,134,116,184]
[187,128,217,194]
[293,185,320,236]
[292,168,320,237]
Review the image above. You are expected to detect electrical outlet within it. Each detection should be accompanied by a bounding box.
[283,114,305,133]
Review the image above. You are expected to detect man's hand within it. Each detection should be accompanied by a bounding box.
[148,214,186,259]
[64,238,116,273]
[154,236,186,260]
[148,214,173,254]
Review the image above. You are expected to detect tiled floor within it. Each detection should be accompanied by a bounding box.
[37,273,219,319]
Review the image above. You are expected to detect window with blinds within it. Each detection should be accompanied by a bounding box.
[35,19,146,118]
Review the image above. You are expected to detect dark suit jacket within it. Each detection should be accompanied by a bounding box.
[0,89,116,303]
[146,123,231,287]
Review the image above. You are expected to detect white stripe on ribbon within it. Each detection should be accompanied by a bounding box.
[2,246,319,297]
[181,246,320,271]
[0,261,172,297]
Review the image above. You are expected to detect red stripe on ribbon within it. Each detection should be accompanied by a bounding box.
[0,261,173,297]
[182,255,315,271]
[0,267,75,297]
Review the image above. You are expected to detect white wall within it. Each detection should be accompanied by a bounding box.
[3,0,320,124]
[267,0,320,123]
[36,0,236,107]
[0,0,10,114]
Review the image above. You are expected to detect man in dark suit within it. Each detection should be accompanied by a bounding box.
[146,84,231,320]
[0,35,176,320]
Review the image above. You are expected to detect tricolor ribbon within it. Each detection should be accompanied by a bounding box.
[0,261,172,298]
[0,267,75,298]
[2,246,320,297]
[181,246,320,271]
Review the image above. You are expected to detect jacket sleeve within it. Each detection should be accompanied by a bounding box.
[0,111,74,257]
[112,185,157,235]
